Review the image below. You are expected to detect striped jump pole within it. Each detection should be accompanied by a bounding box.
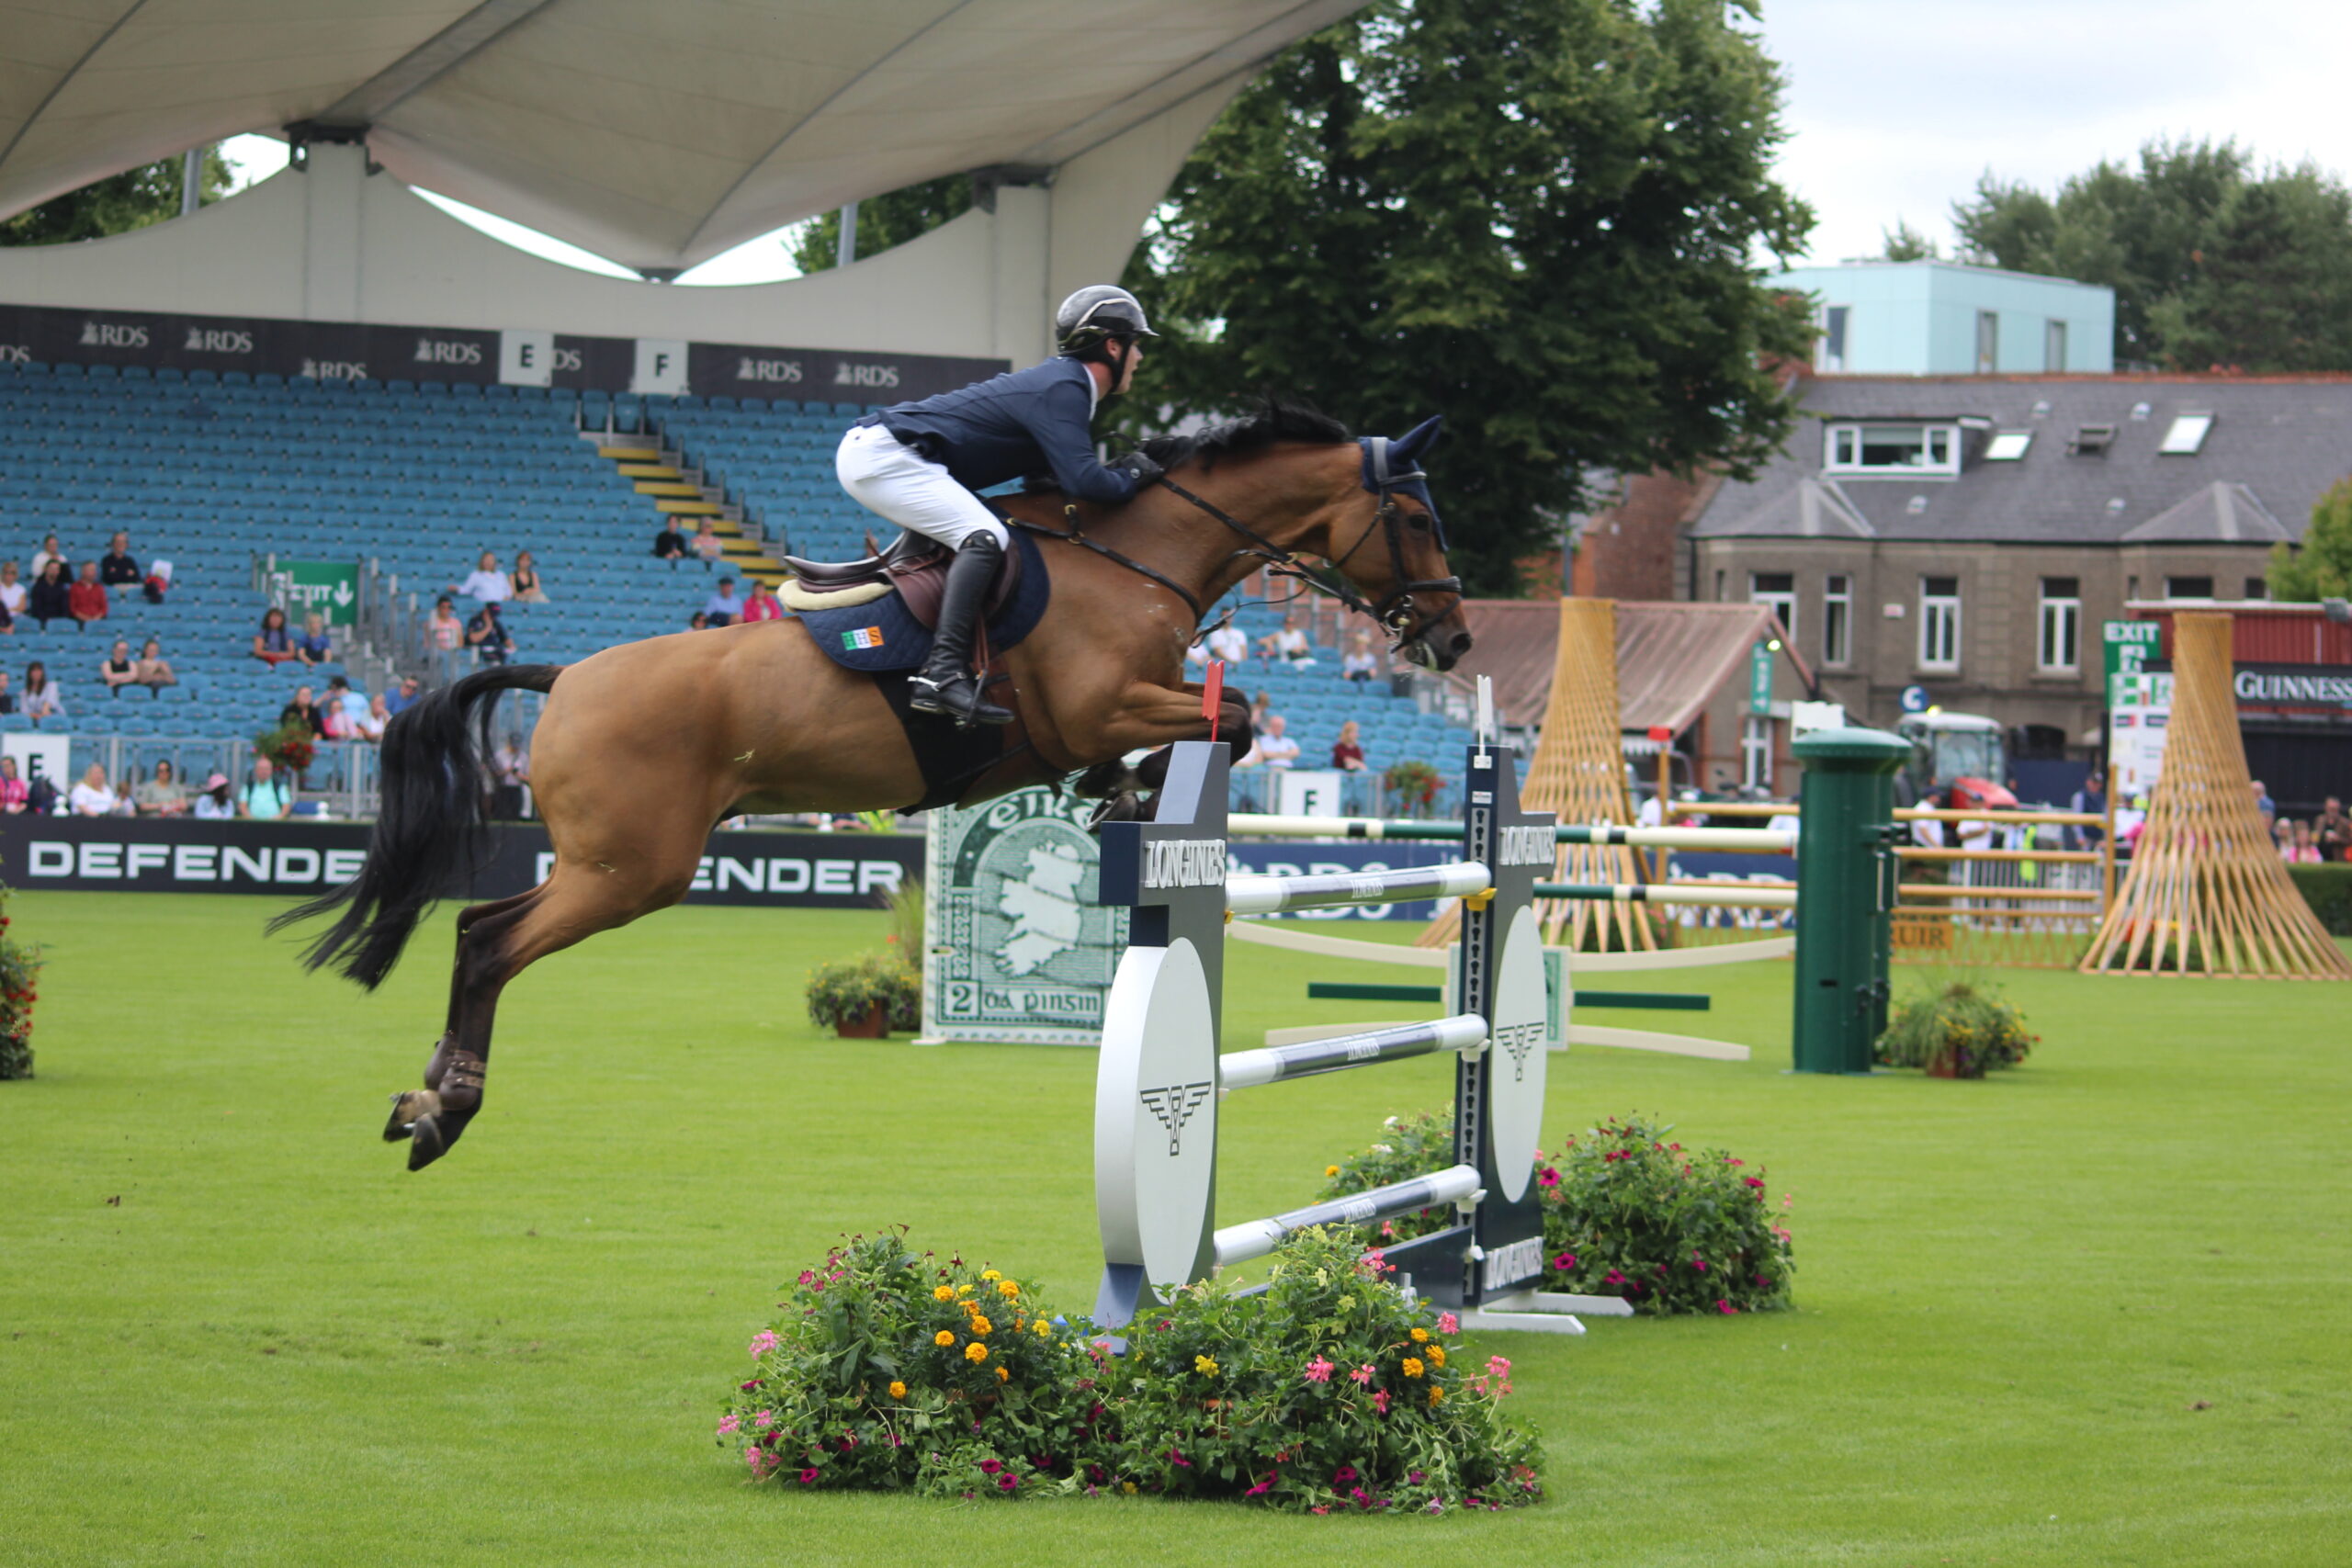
[1092,702,1566,1333]
[1231,813,1796,854]
[1533,881,1800,910]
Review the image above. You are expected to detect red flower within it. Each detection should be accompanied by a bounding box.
[797,1467,819,1483]
[997,1474,1018,1492]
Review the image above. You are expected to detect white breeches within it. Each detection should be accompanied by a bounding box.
[835,423,1010,550]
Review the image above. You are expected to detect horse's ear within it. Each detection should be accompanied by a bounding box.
[1393,415,1443,460]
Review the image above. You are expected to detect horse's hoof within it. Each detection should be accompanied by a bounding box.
[407,1110,469,1171]
[383,1089,440,1143]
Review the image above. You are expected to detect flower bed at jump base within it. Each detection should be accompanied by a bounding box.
[717,1229,1543,1513]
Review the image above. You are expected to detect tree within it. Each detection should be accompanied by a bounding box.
[1114,0,1815,595]
[790,175,970,276]
[0,151,233,247]
[1951,138,2352,371]
[2269,479,2352,603]
[1880,220,1939,261]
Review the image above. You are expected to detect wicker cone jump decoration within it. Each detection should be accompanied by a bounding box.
[2081,613,2350,979]
[1419,597,1655,953]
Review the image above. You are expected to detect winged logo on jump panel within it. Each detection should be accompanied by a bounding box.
[1492,1021,1544,1083]
[1139,1082,1214,1156]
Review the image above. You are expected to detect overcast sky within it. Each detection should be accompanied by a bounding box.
[1758,0,2352,265]
[227,1,2352,285]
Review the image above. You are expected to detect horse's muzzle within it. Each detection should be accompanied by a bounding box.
[1403,627,1473,672]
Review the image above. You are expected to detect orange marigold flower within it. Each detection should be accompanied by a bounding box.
[1401,1357,1425,1378]
[932,1285,955,1302]
[1427,1345,1446,1368]
[1429,1385,1444,1406]
[966,1342,989,1364]
[933,1330,956,1348]
[996,1366,1009,1382]
[888,1381,908,1400]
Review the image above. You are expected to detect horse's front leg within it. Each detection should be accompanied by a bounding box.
[1070,681,1254,825]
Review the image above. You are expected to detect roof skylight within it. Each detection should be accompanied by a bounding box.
[2159,412,2213,455]
[1984,431,2032,461]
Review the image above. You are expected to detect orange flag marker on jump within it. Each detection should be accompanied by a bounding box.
[1203,659,1225,742]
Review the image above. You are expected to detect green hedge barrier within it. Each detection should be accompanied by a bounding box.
[2287,863,2352,936]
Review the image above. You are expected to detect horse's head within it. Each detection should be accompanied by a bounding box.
[1341,416,1472,671]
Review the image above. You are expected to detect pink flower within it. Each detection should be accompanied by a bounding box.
[1304,1356,1334,1383]
[1485,1355,1511,1379]
[1727,1157,1743,1166]
[797,1270,816,1287]
[1333,1464,1360,1483]
[797,1465,819,1484]
[747,1330,778,1358]
[1603,1269,1627,1287]
[1551,1251,1577,1270]
[998,1474,1018,1492]
[1350,1364,1374,1385]
[1373,1390,1391,1414]
[1537,1166,1561,1188]
[752,1411,775,1430]
[1437,1312,1460,1335]
[1168,1448,1192,1468]
[1427,1496,1446,1515]
[1245,1475,1276,1496]
[1717,1300,1738,1314]
[716,1415,740,1437]
[979,1460,1002,1474]
[1690,1254,1709,1273]
[1745,1176,1767,1190]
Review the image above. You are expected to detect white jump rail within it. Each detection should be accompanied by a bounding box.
[1219,1014,1488,1089]
[1226,861,1490,915]
[1213,1164,1484,1268]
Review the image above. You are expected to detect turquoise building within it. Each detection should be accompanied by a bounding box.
[1766,260,2115,376]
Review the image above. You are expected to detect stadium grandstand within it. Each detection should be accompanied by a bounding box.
[0,0,1473,808]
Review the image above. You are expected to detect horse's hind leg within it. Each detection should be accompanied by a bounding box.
[390,859,691,1171]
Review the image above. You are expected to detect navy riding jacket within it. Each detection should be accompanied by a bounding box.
[859,357,1139,506]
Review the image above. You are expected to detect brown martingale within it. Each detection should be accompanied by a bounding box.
[275,404,1472,1169]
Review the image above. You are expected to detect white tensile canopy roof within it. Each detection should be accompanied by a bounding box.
[2,0,1360,274]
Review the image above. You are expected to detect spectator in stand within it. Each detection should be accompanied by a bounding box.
[2283,821,2324,863]
[0,755,25,813]
[99,531,141,587]
[29,534,67,581]
[319,676,365,739]
[134,760,188,817]
[115,768,141,817]
[691,519,727,570]
[2251,780,2276,825]
[2316,797,2351,862]
[1331,718,1367,772]
[384,674,422,716]
[98,637,138,694]
[492,733,531,818]
[141,558,173,604]
[253,606,298,666]
[238,756,292,821]
[0,561,25,623]
[466,600,514,665]
[354,693,391,741]
[1256,713,1301,770]
[68,762,118,817]
[509,549,548,603]
[1340,629,1379,683]
[686,611,710,631]
[1205,620,1249,668]
[651,524,688,563]
[1258,612,1314,666]
[0,671,15,714]
[68,560,109,626]
[450,551,511,604]
[192,772,233,819]
[741,579,786,623]
[427,596,464,651]
[2273,818,2297,857]
[703,577,744,626]
[28,559,72,628]
[22,661,62,723]
[294,612,334,667]
[133,638,175,687]
[2066,771,2106,852]
[280,685,329,739]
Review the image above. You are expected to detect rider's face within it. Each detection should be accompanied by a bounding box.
[1114,339,1144,394]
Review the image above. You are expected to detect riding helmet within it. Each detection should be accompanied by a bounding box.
[1056,285,1159,356]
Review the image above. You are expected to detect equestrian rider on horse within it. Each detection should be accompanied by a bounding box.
[835,285,1162,728]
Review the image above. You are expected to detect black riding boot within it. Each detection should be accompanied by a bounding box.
[909,536,1014,728]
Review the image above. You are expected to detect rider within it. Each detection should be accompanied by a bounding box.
[834,285,1162,727]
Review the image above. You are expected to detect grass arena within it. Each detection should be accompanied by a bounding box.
[5,888,2346,1564]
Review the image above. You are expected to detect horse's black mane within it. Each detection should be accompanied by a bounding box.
[1023,397,1351,494]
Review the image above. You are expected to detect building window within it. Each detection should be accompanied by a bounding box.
[1824,423,1961,475]
[1819,305,1849,372]
[1823,573,1851,666]
[2044,319,2067,372]
[2165,575,2214,600]
[2160,412,2214,454]
[1742,715,1773,792]
[2245,577,2267,600]
[1749,571,1796,641]
[2037,577,2080,672]
[1918,576,1961,670]
[1975,310,1999,374]
[1713,569,1725,602]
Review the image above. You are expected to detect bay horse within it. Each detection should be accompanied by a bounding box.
[277,401,1471,1169]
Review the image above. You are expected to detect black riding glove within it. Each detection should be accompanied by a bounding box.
[1108,450,1164,485]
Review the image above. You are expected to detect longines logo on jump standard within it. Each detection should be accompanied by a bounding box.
[1139,1082,1212,1156]
[1492,1021,1544,1081]
[1481,1236,1544,1291]
[1498,825,1553,866]
[1143,840,1226,890]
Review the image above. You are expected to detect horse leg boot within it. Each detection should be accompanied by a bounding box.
[383,891,536,1169]
[908,536,1013,728]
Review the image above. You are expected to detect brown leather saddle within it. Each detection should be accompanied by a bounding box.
[780,528,1023,627]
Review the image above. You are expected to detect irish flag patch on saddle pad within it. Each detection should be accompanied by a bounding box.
[841,626,886,651]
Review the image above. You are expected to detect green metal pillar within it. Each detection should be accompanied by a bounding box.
[1790,728,1911,1074]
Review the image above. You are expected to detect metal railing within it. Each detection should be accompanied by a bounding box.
[61,732,384,818]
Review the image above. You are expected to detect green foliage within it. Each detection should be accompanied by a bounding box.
[879,875,924,957]
[2284,863,2352,936]
[790,176,972,276]
[717,1229,1544,1512]
[1876,976,2035,1077]
[1317,1110,1794,1314]
[1380,759,1442,816]
[0,886,40,1079]
[1952,137,2352,370]
[1117,0,1815,596]
[2267,478,2352,602]
[802,951,921,1032]
[1880,220,1941,261]
[0,152,235,247]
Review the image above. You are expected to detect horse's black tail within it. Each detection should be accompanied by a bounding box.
[269,664,563,989]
